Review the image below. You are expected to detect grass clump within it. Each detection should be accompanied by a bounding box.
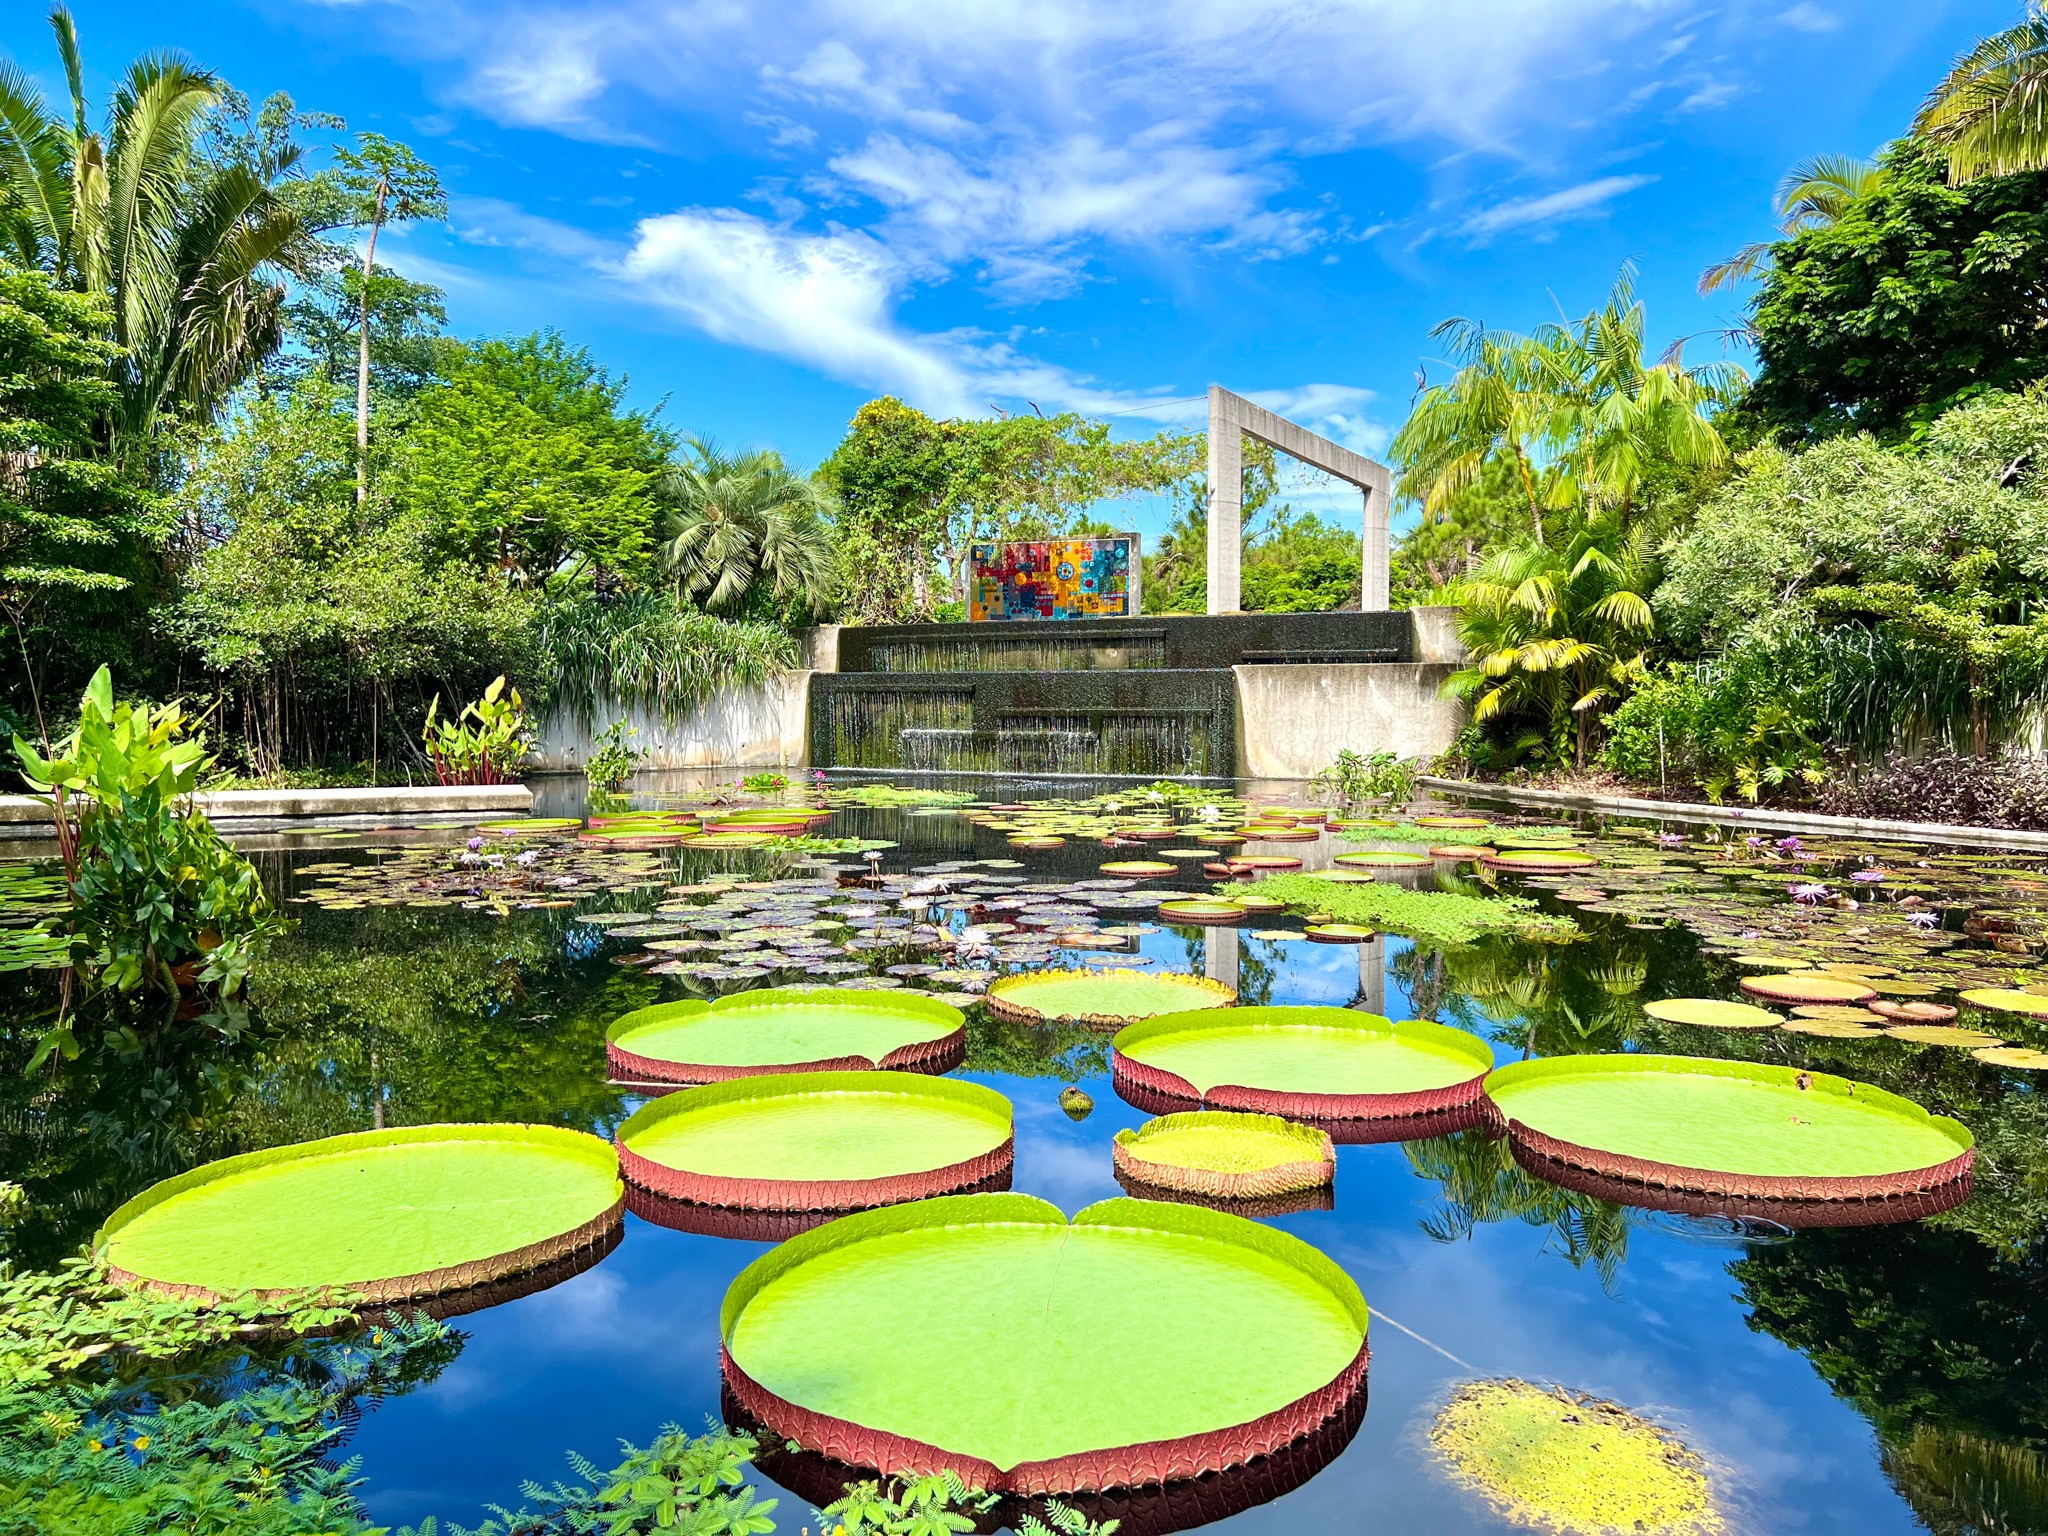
[1250,876,1577,945]
[1430,1378,1719,1535]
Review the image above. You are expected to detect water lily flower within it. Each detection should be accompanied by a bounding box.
[1790,882,1830,904]
[466,837,483,852]
[1745,835,1767,849]
[1657,833,1687,848]
[515,849,540,866]
[1906,910,1940,930]
[1776,836,1803,853]
[1850,868,1885,883]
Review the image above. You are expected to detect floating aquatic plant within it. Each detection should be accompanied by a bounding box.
[1430,1378,1721,1535]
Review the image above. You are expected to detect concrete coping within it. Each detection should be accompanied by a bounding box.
[0,782,532,833]
[1418,774,2048,853]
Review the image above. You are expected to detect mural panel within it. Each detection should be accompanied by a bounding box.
[968,535,1141,622]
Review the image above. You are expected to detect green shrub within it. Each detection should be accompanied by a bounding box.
[1602,652,1824,803]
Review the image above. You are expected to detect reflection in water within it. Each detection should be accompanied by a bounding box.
[734,1380,1370,1536]
[1405,1128,1636,1290]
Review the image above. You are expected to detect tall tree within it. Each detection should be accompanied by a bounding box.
[1746,138,2048,440]
[329,133,444,502]
[823,396,1199,619]
[393,333,671,588]
[0,262,162,736]
[0,7,311,458]
[1915,6,2048,182]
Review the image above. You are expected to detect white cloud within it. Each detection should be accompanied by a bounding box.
[1776,2,1840,31]
[1459,173,1658,238]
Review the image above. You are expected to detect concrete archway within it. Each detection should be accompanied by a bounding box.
[1205,386,1393,614]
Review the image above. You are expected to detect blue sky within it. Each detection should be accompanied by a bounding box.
[3,0,2023,538]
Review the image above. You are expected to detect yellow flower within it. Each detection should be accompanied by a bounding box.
[87,1440,103,1453]
[133,1435,151,1450]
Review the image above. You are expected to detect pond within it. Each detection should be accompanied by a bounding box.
[5,772,2046,1534]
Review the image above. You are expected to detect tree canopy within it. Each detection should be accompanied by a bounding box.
[1747,139,2048,440]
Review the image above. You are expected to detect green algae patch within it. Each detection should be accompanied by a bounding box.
[984,967,1235,1027]
[1116,1006,1491,1102]
[97,1123,621,1300]
[606,988,964,1083]
[1485,1055,1972,1182]
[1250,875,1577,946]
[618,1071,1011,1186]
[720,1193,1367,1490]
[1431,1378,1720,1535]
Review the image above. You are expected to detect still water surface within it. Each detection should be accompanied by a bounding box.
[8,774,2040,1534]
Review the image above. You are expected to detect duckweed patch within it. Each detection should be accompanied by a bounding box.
[1430,1378,1720,1535]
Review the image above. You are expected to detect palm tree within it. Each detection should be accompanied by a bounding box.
[656,440,839,616]
[0,7,307,457]
[1391,322,1555,539]
[1699,154,1889,294]
[1446,514,1656,769]
[1914,6,2048,182]
[1392,267,1742,544]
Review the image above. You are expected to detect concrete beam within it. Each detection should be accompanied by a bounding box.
[1206,386,1394,614]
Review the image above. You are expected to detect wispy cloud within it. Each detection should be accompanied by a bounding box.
[1776,3,1840,32]
[1460,173,1659,239]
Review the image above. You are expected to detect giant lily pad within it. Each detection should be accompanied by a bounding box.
[1485,1054,1974,1202]
[1642,998,1781,1030]
[1112,1112,1334,1201]
[96,1124,622,1304]
[1112,1005,1492,1121]
[1739,973,1878,1005]
[719,1193,1368,1494]
[606,988,965,1084]
[617,1071,1013,1211]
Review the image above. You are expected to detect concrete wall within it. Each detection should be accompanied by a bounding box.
[529,674,813,772]
[1233,662,1465,780]
[0,783,531,832]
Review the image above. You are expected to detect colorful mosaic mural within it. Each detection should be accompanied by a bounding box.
[968,535,1140,621]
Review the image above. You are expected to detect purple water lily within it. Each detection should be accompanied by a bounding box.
[1745,835,1767,849]
[466,836,483,851]
[1657,833,1687,848]
[1776,836,1803,853]
[1850,868,1885,883]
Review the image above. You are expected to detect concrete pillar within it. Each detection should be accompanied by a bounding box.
[1206,385,1242,615]
[1204,923,1240,991]
[1360,473,1391,614]
[1355,935,1386,1016]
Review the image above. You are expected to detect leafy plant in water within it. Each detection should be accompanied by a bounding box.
[0,1254,445,1536]
[411,1423,773,1536]
[13,668,291,1048]
[819,1472,1119,1536]
[585,717,646,796]
[1312,749,1419,807]
[422,675,534,786]
[740,771,790,795]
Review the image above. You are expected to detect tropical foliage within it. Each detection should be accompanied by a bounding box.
[658,440,838,620]
[15,666,289,1041]
[1913,5,2048,182]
